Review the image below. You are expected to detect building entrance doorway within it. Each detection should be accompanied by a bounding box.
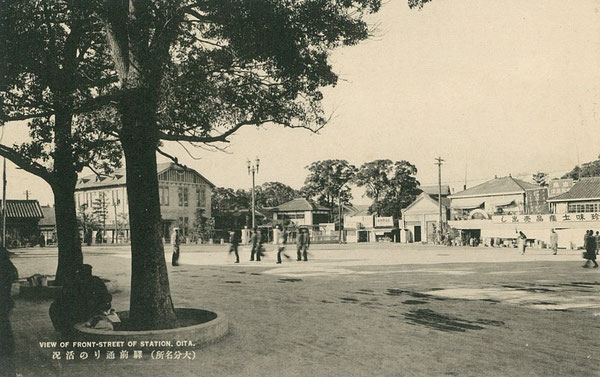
[414,226,421,242]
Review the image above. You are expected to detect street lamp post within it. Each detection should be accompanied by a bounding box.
[247,157,260,229]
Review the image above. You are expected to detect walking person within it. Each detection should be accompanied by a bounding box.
[518,231,527,255]
[583,230,599,268]
[0,247,18,377]
[171,227,181,266]
[250,228,257,261]
[297,228,310,261]
[250,227,264,261]
[296,228,305,261]
[276,226,289,264]
[550,229,558,255]
[228,229,240,263]
[595,231,600,256]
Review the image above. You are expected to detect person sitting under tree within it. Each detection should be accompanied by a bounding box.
[49,264,112,336]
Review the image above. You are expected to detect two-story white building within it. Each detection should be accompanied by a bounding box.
[75,162,214,243]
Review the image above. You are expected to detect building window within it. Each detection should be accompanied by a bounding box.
[178,187,188,207]
[177,217,189,236]
[196,186,205,208]
[112,190,120,206]
[568,202,599,213]
[160,187,169,206]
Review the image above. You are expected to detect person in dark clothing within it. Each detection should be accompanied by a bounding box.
[250,228,258,261]
[296,228,310,261]
[229,229,240,263]
[171,228,181,266]
[250,228,265,262]
[0,247,18,377]
[49,264,112,335]
[583,230,599,268]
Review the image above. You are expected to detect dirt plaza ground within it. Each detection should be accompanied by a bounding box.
[7,242,600,377]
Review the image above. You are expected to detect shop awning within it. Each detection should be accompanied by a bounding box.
[486,198,515,207]
[451,198,484,210]
[374,229,396,235]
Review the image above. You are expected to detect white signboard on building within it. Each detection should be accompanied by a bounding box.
[344,215,374,229]
[375,216,394,228]
[492,213,600,224]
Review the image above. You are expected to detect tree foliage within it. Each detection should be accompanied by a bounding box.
[211,187,251,213]
[92,192,110,232]
[562,156,600,179]
[355,160,419,216]
[255,182,299,208]
[0,0,120,175]
[0,0,121,284]
[532,172,548,187]
[302,159,356,209]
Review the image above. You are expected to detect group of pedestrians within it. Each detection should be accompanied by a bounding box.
[228,226,311,264]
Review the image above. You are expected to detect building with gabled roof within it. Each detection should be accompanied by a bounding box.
[449,176,545,219]
[75,162,214,243]
[447,176,553,247]
[547,177,600,214]
[271,198,331,227]
[39,205,57,244]
[400,192,450,243]
[1,200,44,247]
[419,184,451,198]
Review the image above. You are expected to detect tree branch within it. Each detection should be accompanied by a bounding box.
[157,147,194,171]
[0,144,53,184]
[0,111,54,122]
[156,147,179,165]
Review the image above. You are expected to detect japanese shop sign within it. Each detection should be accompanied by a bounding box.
[492,213,600,224]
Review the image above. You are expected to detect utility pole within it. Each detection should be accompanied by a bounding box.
[247,157,260,229]
[435,157,444,245]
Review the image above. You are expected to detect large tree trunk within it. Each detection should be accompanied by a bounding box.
[103,0,176,330]
[52,107,83,285]
[52,181,82,285]
[120,90,177,330]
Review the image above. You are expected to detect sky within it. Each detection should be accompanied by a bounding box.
[3,0,600,206]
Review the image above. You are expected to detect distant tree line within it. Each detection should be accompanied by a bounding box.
[533,154,600,186]
[211,158,421,222]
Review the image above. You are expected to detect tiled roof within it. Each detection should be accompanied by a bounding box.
[76,162,214,189]
[420,184,451,196]
[39,205,56,226]
[1,200,44,219]
[450,176,540,198]
[345,204,371,216]
[547,177,600,202]
[275,198,330,212]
